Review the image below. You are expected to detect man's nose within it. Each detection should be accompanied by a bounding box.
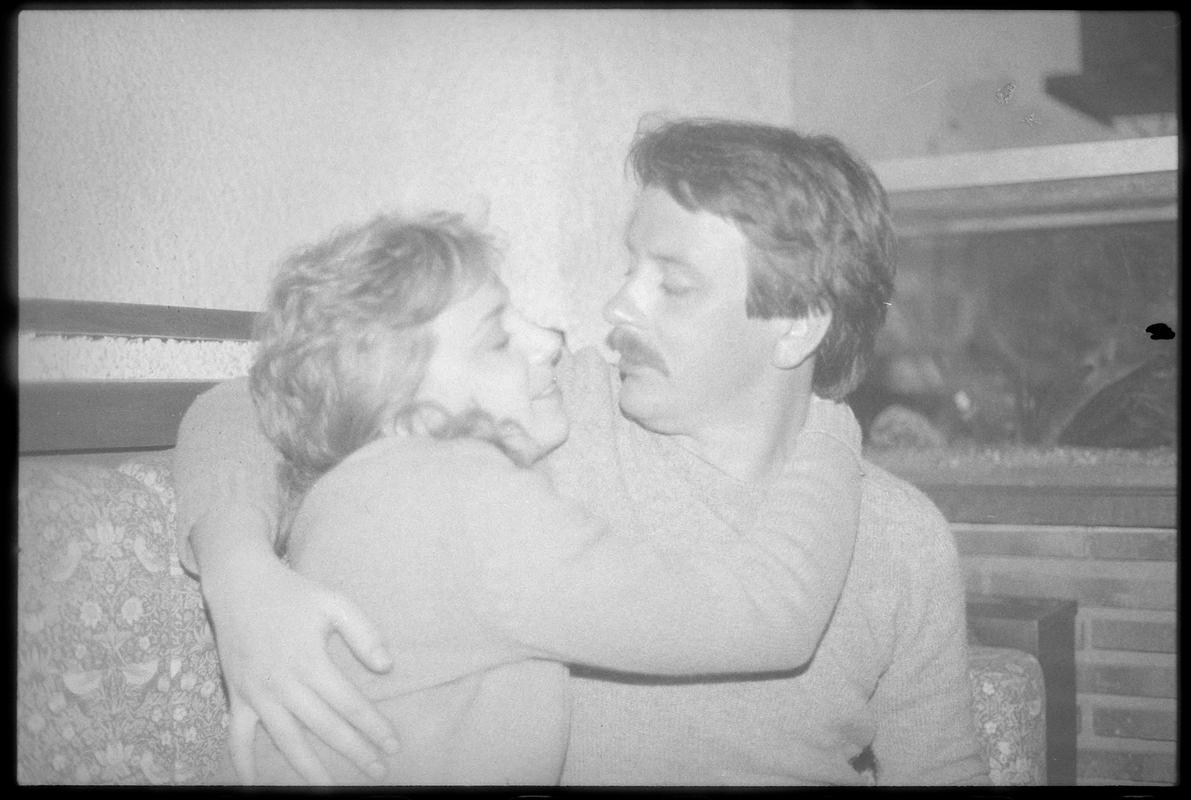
[603,279,642,326]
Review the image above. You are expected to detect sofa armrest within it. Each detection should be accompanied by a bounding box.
[968,645,1047,785]
[967,594,1078,785]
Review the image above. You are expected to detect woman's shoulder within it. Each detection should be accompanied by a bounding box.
[291,436,526,554]
[326,435,516,491]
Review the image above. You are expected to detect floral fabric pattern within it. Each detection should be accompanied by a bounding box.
[18,451,1046,785]
[967,645,1047,785]
[17,455,228,785]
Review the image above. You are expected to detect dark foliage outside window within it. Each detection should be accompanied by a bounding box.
[852,221,1177,453]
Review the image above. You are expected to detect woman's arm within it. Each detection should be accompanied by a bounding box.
[174,380,399,783]
[461,398,862,674]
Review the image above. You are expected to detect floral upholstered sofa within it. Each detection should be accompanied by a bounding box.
[16,450,1047,786]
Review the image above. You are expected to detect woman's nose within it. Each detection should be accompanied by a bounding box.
[532,326,564,367]
[509,309,564,366]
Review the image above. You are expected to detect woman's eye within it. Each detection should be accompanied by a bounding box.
[491,335,511,351]
[662,282,695,297]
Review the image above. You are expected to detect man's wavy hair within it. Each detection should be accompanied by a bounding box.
[250,211,504,530]
[628,117,896,400]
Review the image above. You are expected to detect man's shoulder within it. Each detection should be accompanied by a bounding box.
[851,460,963,617]
[549,346,622,470]
[857,459,954,552]
[569,344,612,372]
[560,346,615,405]
[859,459,940,511]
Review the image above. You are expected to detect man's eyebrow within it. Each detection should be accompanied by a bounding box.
[478,302,507,328]
[622,241,691,267]
[485,302,506,320]
[649,253,699,277]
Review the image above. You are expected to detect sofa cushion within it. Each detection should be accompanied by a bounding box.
[18,451,1048,786]
[17,456,228,785]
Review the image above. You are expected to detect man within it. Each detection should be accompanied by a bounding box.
[175,117,988,785]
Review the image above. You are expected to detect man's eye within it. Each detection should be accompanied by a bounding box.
[662,282,695,297]
[491,335,511,351]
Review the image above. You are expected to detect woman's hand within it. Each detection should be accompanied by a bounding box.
[199,540,400,784]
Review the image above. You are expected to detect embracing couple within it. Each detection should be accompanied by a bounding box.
[174,117,989,786]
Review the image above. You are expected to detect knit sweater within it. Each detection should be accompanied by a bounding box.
[251,413,859,784]
[253,436,573,785]
[546,349,986,786]
[174,347,988,786]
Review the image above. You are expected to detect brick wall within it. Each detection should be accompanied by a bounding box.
[954,521,1177,785]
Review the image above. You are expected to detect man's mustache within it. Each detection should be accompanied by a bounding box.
[606,328,670,376]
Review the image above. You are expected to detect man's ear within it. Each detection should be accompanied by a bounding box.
[771,309,832,369]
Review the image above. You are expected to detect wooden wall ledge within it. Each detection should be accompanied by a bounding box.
[18,300,255,454]
[20,299,257,341]
[872,136,1178,237]
[19,381,220,454]
[889,172,1176,236]
[873,136,1177,193]
[868,449,1177,528]
[915,482,1175,528]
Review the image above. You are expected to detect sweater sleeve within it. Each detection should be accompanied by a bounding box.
[749,395,863,660]
[172,378,285,575]
[868,498,990,785]
[549,348,861,668]
[460,407,862,675]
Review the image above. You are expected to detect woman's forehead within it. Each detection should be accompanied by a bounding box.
[443,271,509,326]
[473,272,510,306]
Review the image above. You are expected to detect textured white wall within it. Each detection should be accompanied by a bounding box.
[787,10,1116,161]
[541,10,800,349]
[18,9,796,357]
[20,10,1114,376]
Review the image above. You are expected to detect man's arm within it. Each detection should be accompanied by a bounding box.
[461,410,861,674]
[868,497,990,785]
[174,364,863,773]
[545,348,862,670]
[173,380,399,784]
[174,379,283,575]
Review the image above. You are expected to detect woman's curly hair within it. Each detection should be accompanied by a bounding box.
[250,211,497,531]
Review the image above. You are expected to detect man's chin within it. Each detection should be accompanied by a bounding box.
[539,409,573,449]
[508,422,570,466]
[538,420,571,459]
[617,388,680,436]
